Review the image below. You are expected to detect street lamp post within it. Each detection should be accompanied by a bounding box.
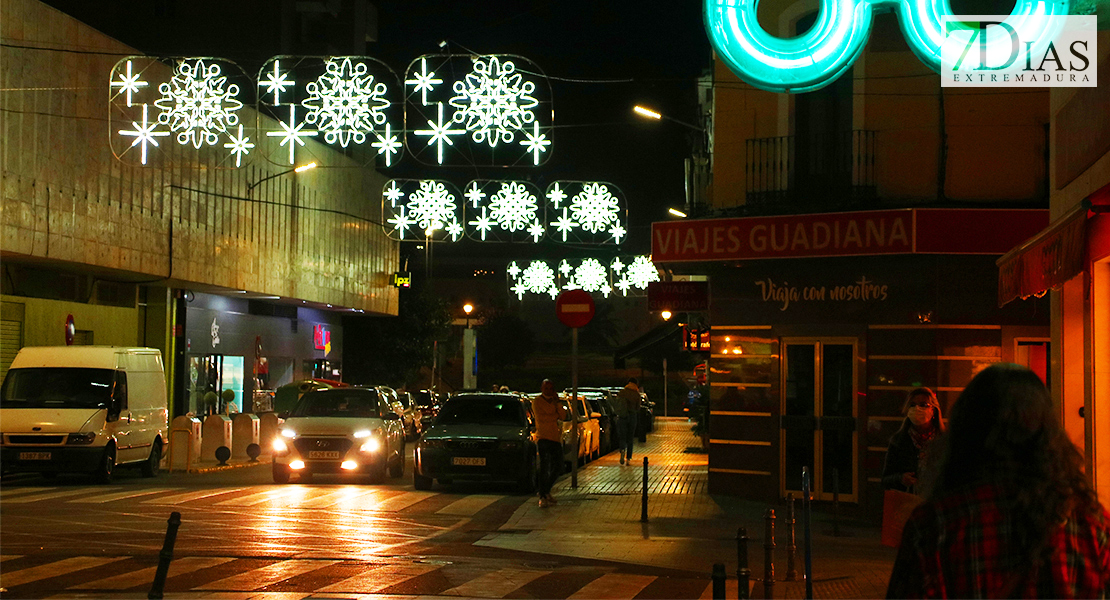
[462,303,477,389]
[633,104,710,217]
[463,303,474,328]
[245,162,317,195]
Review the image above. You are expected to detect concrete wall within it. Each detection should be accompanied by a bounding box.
[0,0,399,316]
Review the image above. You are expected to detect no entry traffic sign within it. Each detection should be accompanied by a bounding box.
[556,289,595,328]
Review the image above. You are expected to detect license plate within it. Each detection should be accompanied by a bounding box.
[452,457,485,466]
[20,452,51,460]
[307,451,340,459]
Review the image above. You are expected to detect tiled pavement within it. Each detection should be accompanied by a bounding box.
[477,417,897,598]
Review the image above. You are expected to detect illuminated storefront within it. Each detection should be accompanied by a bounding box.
[653,208,1050,509]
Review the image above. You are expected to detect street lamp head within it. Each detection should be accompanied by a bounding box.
[294,161,317,173]
[668,208,688,218]
[633,105,662,120]
[660,310,673,321]
[463,303,474,315]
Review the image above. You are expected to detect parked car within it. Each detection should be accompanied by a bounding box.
[566,393,601,463]
[271,387,406,484]
[411,389,442,432]
[582,392,616,455]
[414,393,537,492]
[378,386,419,441]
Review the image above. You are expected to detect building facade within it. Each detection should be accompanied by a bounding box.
[0,0,400,416]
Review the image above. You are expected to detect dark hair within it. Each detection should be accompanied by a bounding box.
[628,377,638,385]
[926,363,1096,565]
[893,387,944,436]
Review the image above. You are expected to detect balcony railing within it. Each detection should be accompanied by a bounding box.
[745,130,877,210]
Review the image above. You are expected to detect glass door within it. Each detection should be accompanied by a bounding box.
[781,338,858,502]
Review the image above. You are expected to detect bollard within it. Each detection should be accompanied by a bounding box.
[763,509,776,599]
[712,563,726,600]
[786,494,798,581]
[832,468,841,537]
[802,467,814,600]
[641,456,649,523]
[147,511,181,599]
[737,527,751,599]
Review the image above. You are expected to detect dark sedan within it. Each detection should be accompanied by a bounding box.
[413,393,537,492]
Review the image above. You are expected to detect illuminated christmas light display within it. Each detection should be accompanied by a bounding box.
[266,105,318,165]
[118,103,169,165]
[506,256,660,300]
[464,180,544,243]
[405,54,553,167]
[110,60,148,107]
[223,123,255,167]
[257,56,403,168]
[154,59,244,149]
[382,180,464,242]
[302,57,390,148]
[704,0,1070,93]
[545,181,627,245]
[450,56,538,148]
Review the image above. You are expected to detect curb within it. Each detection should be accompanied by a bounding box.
[169,457,272,474]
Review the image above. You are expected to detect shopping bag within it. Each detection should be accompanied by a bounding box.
[881,489,923,548]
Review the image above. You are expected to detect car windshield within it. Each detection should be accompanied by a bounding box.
[437,396,527,426]
[0,368,115,409]
[290,389,380,418]
[413,391,435,407]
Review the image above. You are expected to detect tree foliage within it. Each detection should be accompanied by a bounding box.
[342,285,451,388]
[476,308,536,371]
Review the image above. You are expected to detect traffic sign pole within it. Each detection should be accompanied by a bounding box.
[571,327,578,489]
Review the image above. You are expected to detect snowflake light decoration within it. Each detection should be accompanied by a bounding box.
[118,103,169,165]
[449,56,538,148]
[222,123,255,167]
[415,102,465,164]
[302,57,390,148]
[488,182,538,232]
[154,59,243,149]
[569,258,608,293]
[619,255,661,293]
[405,57,442,106]
[405,180,461,239]
[570,183,620,233]
[506,256,658,301]
[111,60,148,107]
[259,59,294,105]
[513,260,558,299]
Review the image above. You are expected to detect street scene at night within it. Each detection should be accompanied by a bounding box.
[2,0,1110,598]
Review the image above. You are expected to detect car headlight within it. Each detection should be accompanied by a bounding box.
[281,428,297,439]
[272,438,288,453]
[66,432,97,445]
[360,437,382,453]
[498,440,522,451]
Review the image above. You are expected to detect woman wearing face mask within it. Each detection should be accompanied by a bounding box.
[881,388,944,493]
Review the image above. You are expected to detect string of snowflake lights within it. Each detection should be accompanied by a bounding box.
[506,256,660,300]
[404,54,552,167]
[382,180,464,242]
[111,57,254,167]
[383,180,627,245]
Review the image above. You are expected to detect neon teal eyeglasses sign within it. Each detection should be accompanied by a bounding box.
[704,0,1071,93]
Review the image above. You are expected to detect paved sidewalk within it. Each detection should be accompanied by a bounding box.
[476,417,896,598]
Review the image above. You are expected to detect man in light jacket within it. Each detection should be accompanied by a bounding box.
[533,379,567,507]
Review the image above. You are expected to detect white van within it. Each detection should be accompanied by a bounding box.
[0,346,168,482]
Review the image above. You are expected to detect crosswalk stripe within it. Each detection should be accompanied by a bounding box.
[291,487,381,509]
[316,562,439,594]
[193,559,339,591]
[373,490,434,512]
[698,578,742,599]
[214,488,296,507]
[0,555,23,562]
[0,556,127,588]
[69,556,234,590]
[142,487,248,505]
[436,494,501,516]
[0,486,54,497]
[67,488,181,504]
[568,573,656,599]
[1,489,98,503]
[441,567,550,598]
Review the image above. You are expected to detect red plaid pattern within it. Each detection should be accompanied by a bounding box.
[887,483,1110,598]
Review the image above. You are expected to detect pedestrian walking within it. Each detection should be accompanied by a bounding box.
[533,379,567,508]
[881,387,944,492]
[614,378,641,465]
[886,363,1110,598]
